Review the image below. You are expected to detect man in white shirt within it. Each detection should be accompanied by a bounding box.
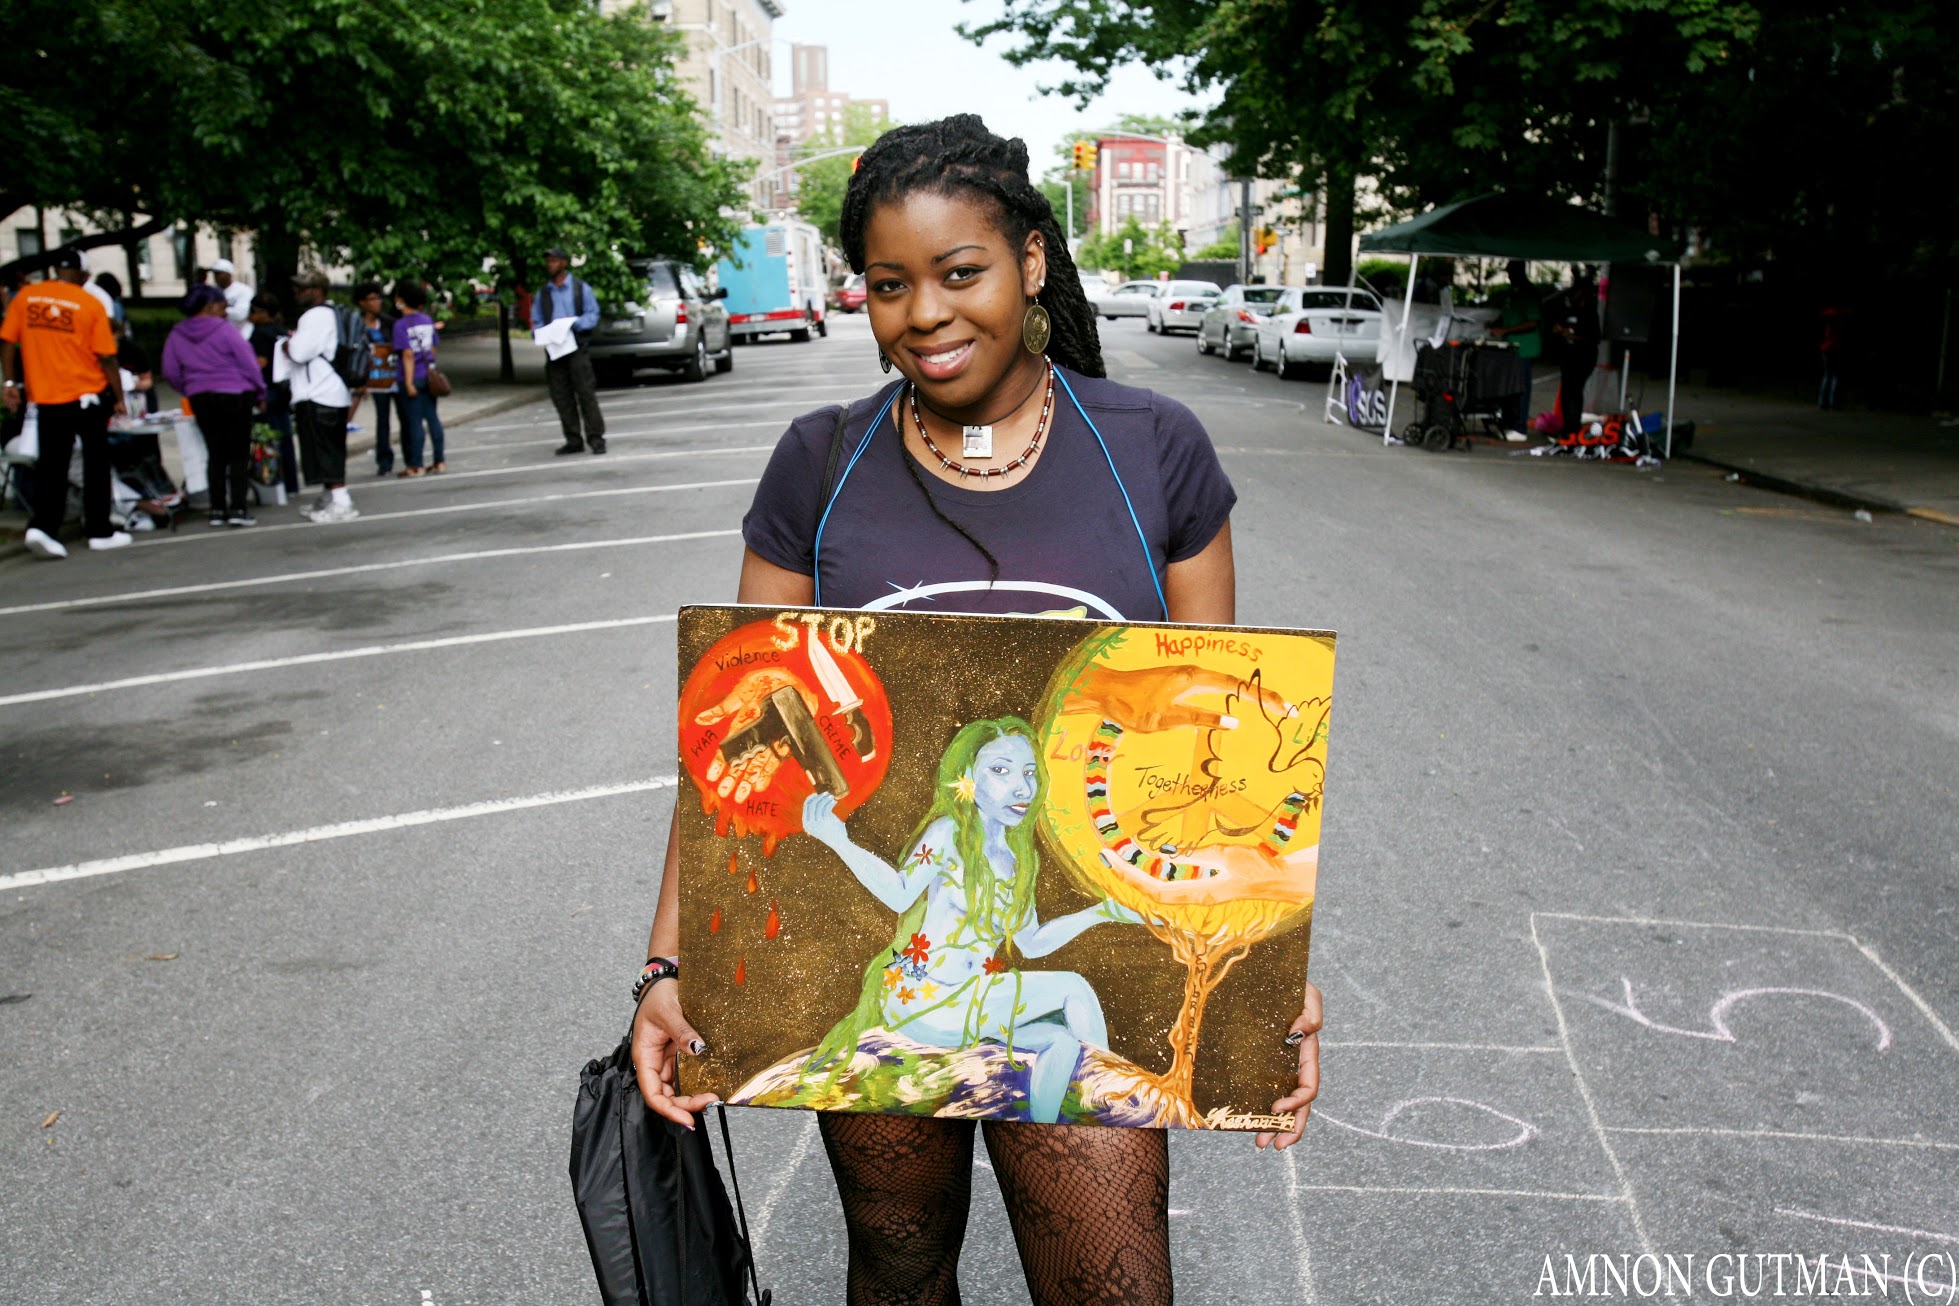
[281,269,358,522]
[211,258,255,339]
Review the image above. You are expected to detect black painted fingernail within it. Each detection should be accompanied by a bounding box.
[688,1038,709,1056]
[1283,1030,1305,1048]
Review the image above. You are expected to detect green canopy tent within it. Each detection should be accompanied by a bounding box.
[1356,192,1687,455]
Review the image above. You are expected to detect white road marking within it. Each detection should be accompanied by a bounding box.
[1322,1040,1564,1054]
[1314,1097,1539,1153]
[1529,913,1656,1254]
[1602,1126,1959,1152]
[1105,349,1158,370]
[0,614,677,708]
[1853,936,1959,1054]
[1775,1207,1959,1246]
[1283,1144,1318,1305]
[234,445,775,493]
[1292,1183,1630,1203]
[750,1113,820,1244]
[133,478,758,547]
[0,775,679,892]
[0,529,739,618]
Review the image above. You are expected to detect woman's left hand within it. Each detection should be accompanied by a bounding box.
[1256,981,1322,1152]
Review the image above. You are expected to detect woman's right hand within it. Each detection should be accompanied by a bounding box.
[630,980,720,1128]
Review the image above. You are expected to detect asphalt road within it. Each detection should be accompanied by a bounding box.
[4,313,1957,1305]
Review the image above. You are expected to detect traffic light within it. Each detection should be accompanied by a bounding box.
[1072,140,1098,171]
[1254,226,1276,254]
[1082,142,1098,170]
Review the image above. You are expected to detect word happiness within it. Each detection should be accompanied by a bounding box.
[1152,631,1263,662]
[1535,1251,1957,1301]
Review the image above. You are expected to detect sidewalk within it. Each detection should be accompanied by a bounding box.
[1670,384,1959,527]
[341,329,550,463]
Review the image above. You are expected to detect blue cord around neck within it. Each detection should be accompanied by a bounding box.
[812,385,901,607]
[812,369,1169,621]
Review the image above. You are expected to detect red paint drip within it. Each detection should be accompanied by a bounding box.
[734,957,747,985]
[709,908,722,934]
[764,899,781,940]
[745,867,759,895]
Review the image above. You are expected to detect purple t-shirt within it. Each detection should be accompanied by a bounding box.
[391,313,438,385]
[742,368,1235,621]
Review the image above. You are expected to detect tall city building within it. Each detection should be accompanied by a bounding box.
[770,43,888,210]
[1088,134,1200,239]
[605,0,784,209]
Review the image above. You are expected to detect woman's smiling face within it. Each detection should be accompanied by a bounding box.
[969,734,1039,830]
[861,189,1046,418]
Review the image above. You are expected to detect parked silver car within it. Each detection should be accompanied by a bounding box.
[1195,284,1292,360]
[1099,280,1163,320]
[1146,280,1223,334]
[584,257,733,385]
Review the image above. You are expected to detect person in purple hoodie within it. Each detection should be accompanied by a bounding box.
[164,285,268,527]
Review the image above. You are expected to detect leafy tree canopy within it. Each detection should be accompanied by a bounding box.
[0,0,750,302]
[792,104,897,247]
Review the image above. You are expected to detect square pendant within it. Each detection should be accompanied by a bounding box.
[962,425,994,459]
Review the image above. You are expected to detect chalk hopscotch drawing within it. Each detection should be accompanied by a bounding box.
[1314,1096,1540,1152]
[1582,979,1893,1052]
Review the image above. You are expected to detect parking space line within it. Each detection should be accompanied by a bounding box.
[0,774,679,892]
[0,529,739,618]
[0,614,678,707]
[133,478,758,548]
[280,445,776,492]
[1283,1145,1319,1304]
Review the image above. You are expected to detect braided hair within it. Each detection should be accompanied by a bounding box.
[836,115,1108,585]
[840,114,1105,380]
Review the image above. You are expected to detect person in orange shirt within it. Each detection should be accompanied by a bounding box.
[0,249,129,558]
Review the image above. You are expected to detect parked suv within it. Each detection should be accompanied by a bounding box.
[584,257,733,385]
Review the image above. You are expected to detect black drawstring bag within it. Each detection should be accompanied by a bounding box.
[570,1035,769,1305]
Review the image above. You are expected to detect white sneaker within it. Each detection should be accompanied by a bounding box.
[23,527,68,559]
[88,531,133,551]
[304,498,361,524]
[1503,429,1530,442]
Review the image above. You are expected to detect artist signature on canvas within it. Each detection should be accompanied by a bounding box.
[1203,1106,1299,1131]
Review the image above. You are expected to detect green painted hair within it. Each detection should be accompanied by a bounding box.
[806,716,1048,1077]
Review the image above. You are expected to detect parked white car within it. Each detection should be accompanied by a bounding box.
[1250,287,1384,378]
[1078,271,1112,310]
[1145,280,1223,334]
[1195,284,1293,360]
[1099,280,1163,320]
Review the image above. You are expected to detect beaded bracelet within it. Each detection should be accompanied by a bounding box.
[632,956,680,1005]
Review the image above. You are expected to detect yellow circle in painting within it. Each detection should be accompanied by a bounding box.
[1035,626,1333,941]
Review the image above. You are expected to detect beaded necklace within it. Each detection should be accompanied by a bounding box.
[908,360,1054,480]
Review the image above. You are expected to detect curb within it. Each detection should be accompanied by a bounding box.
[1676,451,1909,517]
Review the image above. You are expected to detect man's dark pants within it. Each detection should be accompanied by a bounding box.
[294,400,350,486]
[546,351,606,448]
[31,399,113,538]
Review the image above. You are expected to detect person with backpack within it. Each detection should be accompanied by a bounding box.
[279,269,359,523]
[530,246,606,455]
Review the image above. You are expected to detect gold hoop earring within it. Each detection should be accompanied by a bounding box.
[1021,302,1051,355]
[879,351,893,374]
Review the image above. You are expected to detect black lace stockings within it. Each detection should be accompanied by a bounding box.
[817,1113,1172,1306]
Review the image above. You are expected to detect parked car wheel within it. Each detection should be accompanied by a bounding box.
[1276,339,1302,380]
[1196,330,1214,356]
[1225,334,1249,362]
[714,345,733,374]
[1252,336,1271,371]
[682,336,708,382]
[789,326,812,343]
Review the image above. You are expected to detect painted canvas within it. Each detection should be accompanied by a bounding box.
[676,606,1334,1131]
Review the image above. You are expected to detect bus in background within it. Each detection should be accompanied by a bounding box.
[715,220,828,343]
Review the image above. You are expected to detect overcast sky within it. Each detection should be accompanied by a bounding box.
[769,0,1216,174]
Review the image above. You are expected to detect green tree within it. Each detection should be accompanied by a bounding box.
[0,0,748,311]
[1194,222,1241,260]
[792,105,895,246]
[1078,218,1183,280]
[963,0,1761,283]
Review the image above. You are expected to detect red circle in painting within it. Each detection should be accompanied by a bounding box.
[679,615,892,855]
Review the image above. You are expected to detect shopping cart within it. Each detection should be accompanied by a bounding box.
[1401,340,1527,452]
